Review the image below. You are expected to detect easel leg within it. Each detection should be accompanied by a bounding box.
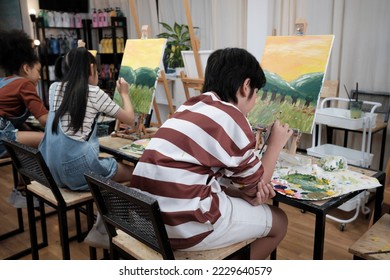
[288,131,302,154]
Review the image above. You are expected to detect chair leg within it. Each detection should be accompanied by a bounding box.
[87,202,97,260]
[38,202,49,245]
[26,192,39,260]
[57,208,71,260]
[0,164,24,241]
[74,207,83,242]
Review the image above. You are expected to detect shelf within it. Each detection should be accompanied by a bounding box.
[315,108,377,129]
[307,144,373,167]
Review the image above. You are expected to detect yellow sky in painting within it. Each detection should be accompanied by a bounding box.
[121,38,166,69]
[261,35,334,82]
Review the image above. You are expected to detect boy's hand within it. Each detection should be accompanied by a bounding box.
[246,180,275,206]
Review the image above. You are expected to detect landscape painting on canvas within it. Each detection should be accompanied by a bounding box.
[247,35,334,134]
[113,38,167,114]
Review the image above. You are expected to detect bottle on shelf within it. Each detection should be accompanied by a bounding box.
[62,12,70,28]
[54,11,62,27]
[49,35,59,55]
[38,10,48,27]
[92,8,99,28]
[69,12,75,28]
[74,12,82,28]
[115,7,123,26]
[102,9,109,27]
[108,7,116,26]
[47,10,55,27]
[71,35,78,49]
[58,35,64,55]
[98,9,104,27]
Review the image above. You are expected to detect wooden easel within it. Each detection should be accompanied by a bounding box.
[288,130,302,154]
[112,0,174,139]
[129,1,175,124]
[254,127,301,155]
[180,0,205,100]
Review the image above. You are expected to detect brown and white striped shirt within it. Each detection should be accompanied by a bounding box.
[131,92,264,249]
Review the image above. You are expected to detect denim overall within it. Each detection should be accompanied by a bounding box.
[39,85,117,191]
[0,76,27,157]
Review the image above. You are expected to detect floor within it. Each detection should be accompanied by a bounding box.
[1,163,389,260]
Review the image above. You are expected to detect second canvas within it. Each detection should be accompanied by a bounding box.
[113,38,167,115]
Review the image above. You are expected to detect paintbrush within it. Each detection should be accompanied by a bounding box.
[343,84,352,101]
[257,123,275,155]
[355,82,359,102]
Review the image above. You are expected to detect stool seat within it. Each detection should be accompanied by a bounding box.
[349,213,390,260]
[113,230,254,260]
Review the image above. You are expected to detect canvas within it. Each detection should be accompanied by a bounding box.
[248,35,334,134]
[181,50,213,78]
[113,38,167,114]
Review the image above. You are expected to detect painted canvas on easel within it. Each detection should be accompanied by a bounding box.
[113,38,167,114]
[248,35,334,134]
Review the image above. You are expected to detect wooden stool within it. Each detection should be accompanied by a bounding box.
[349,213,390,259]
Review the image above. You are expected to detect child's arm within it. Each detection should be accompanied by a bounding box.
[115,77,135,126]
[260,120,292,183]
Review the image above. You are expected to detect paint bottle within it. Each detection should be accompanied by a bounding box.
[98,9,103,27]
[69,12,74,28]
[102,9,108,27]
[108,8,116,26]
[92,8,99,28]
[62,12,70,28]
[47,11,55,27]
[50,35,59,55]
[58,35,65,55]
[74,12,82,28]
[54,11,62,27]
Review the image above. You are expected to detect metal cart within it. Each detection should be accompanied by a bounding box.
[307,97,382,230]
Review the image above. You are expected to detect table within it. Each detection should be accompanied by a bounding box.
[99,136,385,260]
[99,135,142,165]
[271,164,385,260]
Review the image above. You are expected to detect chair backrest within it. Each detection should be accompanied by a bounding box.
[351,90,390,122]
[84,172,175,259]
[2,139,66,205]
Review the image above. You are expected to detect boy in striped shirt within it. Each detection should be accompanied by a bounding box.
[131,48,293,259]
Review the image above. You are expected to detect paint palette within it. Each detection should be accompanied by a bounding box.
[272,173,341,200]
[119,138,150,155]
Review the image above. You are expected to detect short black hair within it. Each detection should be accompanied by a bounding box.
[0,29,39,75]
[202,48,266,103]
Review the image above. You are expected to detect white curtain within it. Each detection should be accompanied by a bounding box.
[157,0,247,50]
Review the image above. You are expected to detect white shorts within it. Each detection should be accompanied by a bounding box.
[183,196,272,251]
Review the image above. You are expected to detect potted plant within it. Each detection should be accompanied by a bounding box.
[157,22,196,73]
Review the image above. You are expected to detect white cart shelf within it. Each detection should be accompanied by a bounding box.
[307,97,381,168]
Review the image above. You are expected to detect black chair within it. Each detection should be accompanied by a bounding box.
[3,139,96,260]
[0,156,48,259]
[85,172,254,260]
[326,90,390,170]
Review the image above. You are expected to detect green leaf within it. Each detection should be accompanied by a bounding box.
[159,22,173,32]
